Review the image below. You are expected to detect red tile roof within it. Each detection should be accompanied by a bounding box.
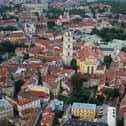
[119,51,126,63]
[17,99,31,106]
[41,112,54,126]
[120,95,126,118]
[77,47,91,61]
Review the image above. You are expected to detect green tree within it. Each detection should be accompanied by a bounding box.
[23,52,29,60]
[45,6,63,19]
[13,80,25,99]
[52,111,63,126]
[42,58,47,63]
[69,9,85,17]
[71,74,83,95]
[71,59,77,71]
[97,95,105,105]
[104,55,112,69]
[0,55,2,64]
[118,118,124,126]
[47,21,55,29]
[89,97,100,105]
[121,47,126,53]
[0,25,17,31]
[103,88,113,97]
[0,41,29,55]
[112,88,120,98]
[37,68,42,85]
[91,28,126,42]
[105,81,109,86]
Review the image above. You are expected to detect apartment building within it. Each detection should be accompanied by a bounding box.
[72,102,96,120]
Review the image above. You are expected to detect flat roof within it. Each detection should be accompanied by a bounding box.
[63,119,108,126]
[72,102,96,110]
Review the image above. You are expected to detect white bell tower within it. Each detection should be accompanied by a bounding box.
[62,31,73,66]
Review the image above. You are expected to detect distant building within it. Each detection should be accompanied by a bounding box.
[72,102,96,120]
[63,119,108,126]
[0,99,13,120]
[96,39,126,56]
[62,31,73,66]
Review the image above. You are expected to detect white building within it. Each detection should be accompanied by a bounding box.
[62,31,73,66]
[107,106,116,126]
[97,105,116,126]
[17,99,41,113]
[0,99,13,120]
[24,23,36,35]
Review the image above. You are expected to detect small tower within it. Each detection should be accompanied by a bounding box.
[24,23,36,35]
[62,31,73,66]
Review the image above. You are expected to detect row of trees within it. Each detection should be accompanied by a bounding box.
[58,74,90,104]
[44,6,63,19]
[89,95,105,105]
[102,1,126,14]
[103,88,120,99]
[0,41,29,55]
[0,3,22,13]
[13,80,25,99]
[0,5,12,13]
[69,9,86,18]
[59,73,105,105]
[91,28,126,42]
[2,15,19,21]
[0,25,17,31]
[104,55,112,69]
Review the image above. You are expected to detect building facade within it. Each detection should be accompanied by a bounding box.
[17,99,41,113]
[77,44,98,74]
[72,102,96,120]
[62,31,73,66]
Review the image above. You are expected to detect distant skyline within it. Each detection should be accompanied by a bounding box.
[100,0,126,2]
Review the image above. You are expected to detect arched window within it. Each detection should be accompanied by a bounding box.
[87,66,90,73]
[68,45,70,48]
[91,66,94,74]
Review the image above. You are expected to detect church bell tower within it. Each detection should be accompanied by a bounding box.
[62,31,73,66]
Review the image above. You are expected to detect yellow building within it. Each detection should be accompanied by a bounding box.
[72,102,96,120]
[77,44,98,74]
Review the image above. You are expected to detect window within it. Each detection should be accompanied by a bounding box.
[91,66,94,74]
[68,52,70,56]
[68,45,70,48]
[87,66,90,73]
